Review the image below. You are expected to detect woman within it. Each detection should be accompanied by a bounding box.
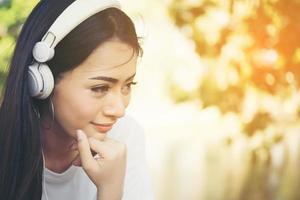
[0,0,153,200]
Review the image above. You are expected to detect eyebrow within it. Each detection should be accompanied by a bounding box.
[89,73,136,83]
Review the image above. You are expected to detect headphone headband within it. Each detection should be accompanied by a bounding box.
[29,0,122,99]
[43,0,121,49]
[33,0,121,62]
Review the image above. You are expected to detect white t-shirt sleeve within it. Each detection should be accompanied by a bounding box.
[117,116,154,200]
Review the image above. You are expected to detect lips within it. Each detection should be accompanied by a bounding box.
[91,122,114,133]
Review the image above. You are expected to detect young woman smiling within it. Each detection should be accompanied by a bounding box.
[0,0,153,200]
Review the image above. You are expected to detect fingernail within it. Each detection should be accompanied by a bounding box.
[77,130,85,141]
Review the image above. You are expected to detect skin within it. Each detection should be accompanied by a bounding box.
[42,38,138,200]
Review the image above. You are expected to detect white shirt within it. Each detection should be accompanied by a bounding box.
[42,115,154,200]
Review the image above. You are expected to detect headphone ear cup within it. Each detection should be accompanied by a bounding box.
[38,63,54,99]
[28,63,54,99]
[28,63,44,97]
[33,41,55,63]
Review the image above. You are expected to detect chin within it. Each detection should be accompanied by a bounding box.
[92,131,107,141]
[80,127,106,141]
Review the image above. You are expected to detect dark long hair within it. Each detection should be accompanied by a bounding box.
[0,0,141,199]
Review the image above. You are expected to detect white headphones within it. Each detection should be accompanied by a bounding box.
[28,0,121,99]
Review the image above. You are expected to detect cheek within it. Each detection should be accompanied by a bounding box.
[53,88,100,134]
[124,94,131,107]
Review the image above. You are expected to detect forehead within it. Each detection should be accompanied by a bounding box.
[75,39,137,73]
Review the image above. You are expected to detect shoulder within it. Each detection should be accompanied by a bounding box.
[108,114,145,144]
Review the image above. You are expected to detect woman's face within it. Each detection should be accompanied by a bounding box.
[52,39,137,140]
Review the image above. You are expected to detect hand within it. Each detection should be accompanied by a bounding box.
[76,129,127,199]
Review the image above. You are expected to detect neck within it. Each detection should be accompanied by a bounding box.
[42,117,78,173]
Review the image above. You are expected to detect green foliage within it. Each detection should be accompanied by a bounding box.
[0,0,12,8]
[0,0,38,89]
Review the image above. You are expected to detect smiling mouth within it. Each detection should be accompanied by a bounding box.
[91,122,114,126]
[90,122,114,133]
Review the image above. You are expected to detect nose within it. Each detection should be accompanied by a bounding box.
[102,93,126,118]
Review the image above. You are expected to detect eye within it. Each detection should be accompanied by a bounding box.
[91,85,110,95]
[122,81,137,94]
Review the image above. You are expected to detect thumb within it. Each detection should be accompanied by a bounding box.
[76,130,98,171]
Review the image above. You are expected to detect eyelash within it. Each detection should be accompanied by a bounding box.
[91,82,138,94]
[91,85,110,93]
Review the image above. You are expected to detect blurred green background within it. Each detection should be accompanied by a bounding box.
[1,0,300,199]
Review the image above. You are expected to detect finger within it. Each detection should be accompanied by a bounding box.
[88,137,113,158]
[71,150,97,166]
[92,137,123,151]
[89,137,126,159]
[72,154,99,166]
[76,130,98,170]
[71,137,101,166]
